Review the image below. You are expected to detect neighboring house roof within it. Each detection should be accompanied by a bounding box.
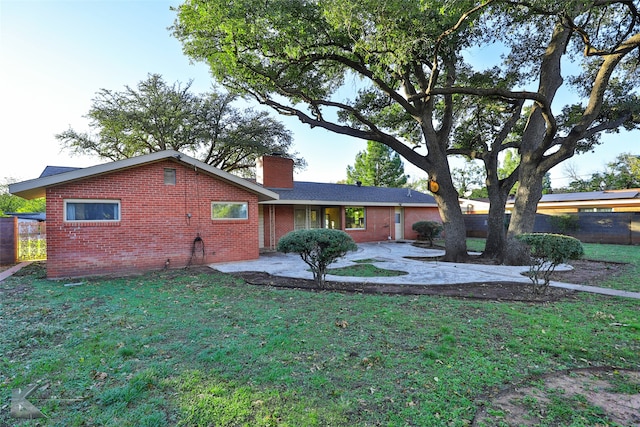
[506,190,640,205]
[9,150,279,202]
[537,190,640,203]
[264,181,437,206]
[504,189,640,210]
[4,212,46,221]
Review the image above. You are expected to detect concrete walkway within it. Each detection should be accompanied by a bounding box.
[0,262,32,282]
[212,241,640,299]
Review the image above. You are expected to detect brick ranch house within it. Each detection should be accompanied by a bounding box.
[256,155,440,248]
[10,150,440,278]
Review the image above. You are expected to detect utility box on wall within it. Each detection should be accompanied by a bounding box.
[0,217,18,265]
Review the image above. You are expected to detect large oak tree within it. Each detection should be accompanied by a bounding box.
[486,1,640,262]
[56,74,304,175]
[173,0,640,262]
[173,0,485,261]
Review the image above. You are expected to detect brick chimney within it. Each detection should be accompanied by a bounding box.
[256,155,294,188]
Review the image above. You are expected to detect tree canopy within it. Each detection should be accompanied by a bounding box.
[173,0,640,261]
[56,74,305,175]
[565,153,640,191]
[0,179,45,215]
[346,141,408,187]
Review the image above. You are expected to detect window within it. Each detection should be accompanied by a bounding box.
[65,200,120,221]
[294,206,321,230]
[578,207,613,212]
[211,202,248,220]
[323,207,341,229]
[164,168,176,185]
[345,207,365,229]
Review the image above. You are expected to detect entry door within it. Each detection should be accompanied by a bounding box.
[294,206,321,230]
[394,207,404,240]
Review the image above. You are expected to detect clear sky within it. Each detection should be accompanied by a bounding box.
[1,0,637,189]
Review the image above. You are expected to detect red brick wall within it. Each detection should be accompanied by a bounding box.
[404,207,443,239]
[345,206,394,243]
[46,160,259,278]
[256,156,294,188]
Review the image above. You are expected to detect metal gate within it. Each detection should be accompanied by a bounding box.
[18,221,46,261]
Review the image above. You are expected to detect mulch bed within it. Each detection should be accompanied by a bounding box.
[230,271,575,302]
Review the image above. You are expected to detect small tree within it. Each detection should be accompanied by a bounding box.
[277,229,357,288]
[412,221,444,247]
[346,141,408,188]
[515,233,584,295]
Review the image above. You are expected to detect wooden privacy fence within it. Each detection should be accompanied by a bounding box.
[0,217,17,265]
[464,212,640,245]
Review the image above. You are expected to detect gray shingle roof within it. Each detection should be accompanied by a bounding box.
[265,181,436,206]
[5,212,46,221]
[39,166,81,178]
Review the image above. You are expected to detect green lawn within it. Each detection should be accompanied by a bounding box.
[1,246,639,426]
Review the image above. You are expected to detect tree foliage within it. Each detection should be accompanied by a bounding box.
[451,160,485,197]
[565,153,640,191]
[346,141,408,187]
[56,74,304,175]
[0,179,45,215]
[276,229,357,288]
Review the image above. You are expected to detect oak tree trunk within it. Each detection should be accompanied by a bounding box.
[429,160,469,263]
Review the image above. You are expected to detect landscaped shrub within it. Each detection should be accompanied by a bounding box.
[277,229,357,287]
[548,214,580,233]
[411,221,444,246]
[515,233,584,295]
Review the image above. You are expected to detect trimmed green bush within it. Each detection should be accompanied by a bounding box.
[515,233,584,294]
[411,221,444,247]
[548,214,580,233]
[277,229,357,287]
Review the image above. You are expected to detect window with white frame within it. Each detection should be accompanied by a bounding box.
[211,202,248,220]
[345,207,366,229]
[64,200,120,221]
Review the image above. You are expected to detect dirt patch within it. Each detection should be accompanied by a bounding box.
[473,367,640,426]
[0,282,32,297]
[225,258,629,303]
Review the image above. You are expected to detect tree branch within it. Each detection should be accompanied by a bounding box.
[562,11,640,57]
[428,0,498,94]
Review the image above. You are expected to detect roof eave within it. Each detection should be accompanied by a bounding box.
[8,150,279,202]
[260,199,437,207]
